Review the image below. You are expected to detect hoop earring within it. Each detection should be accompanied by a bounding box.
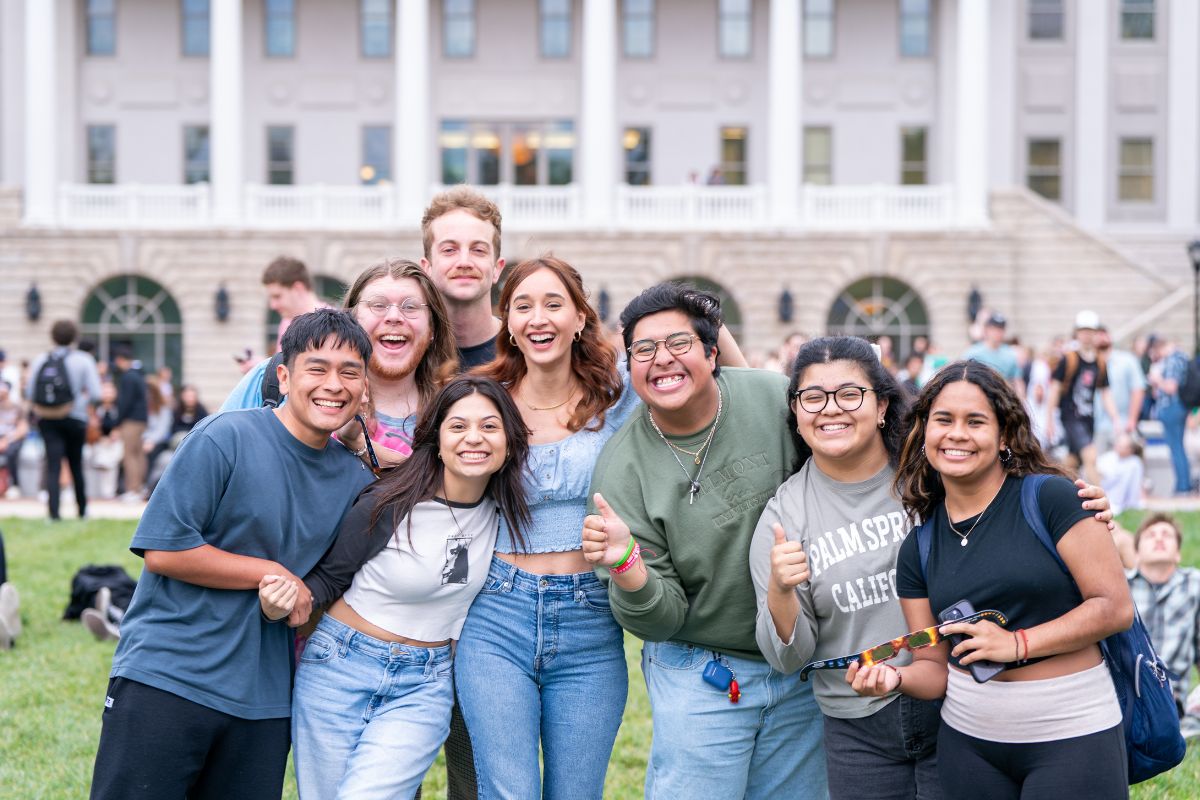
[508,333,516,347]
[1000,446,1013,465]
[573,330,582,342]
[878,418,886,429]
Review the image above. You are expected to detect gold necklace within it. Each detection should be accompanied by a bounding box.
[946,481,1005,547]
[522,385,576,412]
[646,387,724,503]
[663,415,721,465]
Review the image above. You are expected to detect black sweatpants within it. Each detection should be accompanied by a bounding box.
[90,677,290,800]
[38,416,87,520]
[937,722,1127,799]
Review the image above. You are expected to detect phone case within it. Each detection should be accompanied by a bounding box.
[939,599,1006,684]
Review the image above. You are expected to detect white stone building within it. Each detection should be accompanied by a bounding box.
[0,0,1195,405]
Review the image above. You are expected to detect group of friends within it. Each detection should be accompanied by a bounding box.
[89,186,1142,800]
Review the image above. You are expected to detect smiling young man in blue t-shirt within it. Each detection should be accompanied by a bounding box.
[90,309,376,800]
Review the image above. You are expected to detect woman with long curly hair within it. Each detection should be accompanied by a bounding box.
[854,359,1132,799]
[260,375,531,798]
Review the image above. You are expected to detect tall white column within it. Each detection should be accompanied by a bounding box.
[954,0,989,226]
[1074,1,1108,230]
[23,0,56,224]
[768,0,801,224]
[396,0,430,222]
[581,0,617,225]
[211,0,243,223]
[1167,0,1199,231]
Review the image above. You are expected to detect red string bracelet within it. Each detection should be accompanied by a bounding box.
[1017,628,1030,662]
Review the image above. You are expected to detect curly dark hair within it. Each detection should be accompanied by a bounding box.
[787,336,910,469]
[893,359,1069,522]
[618,282,724,378]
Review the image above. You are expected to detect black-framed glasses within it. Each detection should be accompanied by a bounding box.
[356,298,429,319]
[798,608,1009,681]
[629,332,697,362]
[791,385,876,414]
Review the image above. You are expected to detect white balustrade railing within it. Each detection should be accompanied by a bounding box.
[53,182,966,230]
[243,184,395,228]
[58,183,211,228]
[800,184,956,230]
[616,185,768,229]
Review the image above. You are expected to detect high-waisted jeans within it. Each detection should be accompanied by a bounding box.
[455,557,628,800]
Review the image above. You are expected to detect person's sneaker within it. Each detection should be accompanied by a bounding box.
[0,582,20,644]
[94,586,112,620]
[118,491,143,503]
[81,608,120,642]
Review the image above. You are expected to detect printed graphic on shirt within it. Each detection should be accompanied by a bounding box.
[1070,364,1098,420]
[805,510,912,615]
[441,535,470,585]
[701,452,792,528]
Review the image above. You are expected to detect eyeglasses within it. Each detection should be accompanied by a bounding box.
[629,332,697,362]
[798,608,1009,681]
[791,385,876,414]
[356,298,429,319]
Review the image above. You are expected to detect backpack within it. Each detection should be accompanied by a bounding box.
[1177,355,1200,411]
[31,352,75,419]
[915,474,1186,784]
[62,564,137,621]
[259,352,286,409]
[1059,349,1108,390]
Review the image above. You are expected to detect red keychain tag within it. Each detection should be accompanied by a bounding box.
[728,679,740,703]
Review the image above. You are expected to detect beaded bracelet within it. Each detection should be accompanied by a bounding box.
[611,542,642,575]
[609,538,637,570]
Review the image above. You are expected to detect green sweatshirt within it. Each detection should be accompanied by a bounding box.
[589,368,797,660]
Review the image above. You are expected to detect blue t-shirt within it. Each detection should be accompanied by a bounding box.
[110,407,375,719]
[963,342,1020,381]
[220,357,273,412]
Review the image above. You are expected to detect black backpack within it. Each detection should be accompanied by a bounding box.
[63,565,137,621]
[1178,355,1200,411]
[32,352,75,419]
[260,352,286,408]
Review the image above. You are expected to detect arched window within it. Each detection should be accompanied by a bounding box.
[81,274,183,377]
[671,275,743,342]
[826,276,929,360]
[264,274,350,354]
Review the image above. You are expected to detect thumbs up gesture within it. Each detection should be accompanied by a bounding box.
[582,493,634,566]
[769,523,809,594]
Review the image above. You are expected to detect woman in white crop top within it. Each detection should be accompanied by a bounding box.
[258,376,530,799]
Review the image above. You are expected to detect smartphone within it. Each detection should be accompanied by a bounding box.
[938,599,1006,684]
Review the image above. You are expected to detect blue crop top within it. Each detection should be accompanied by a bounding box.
[495,371,640,554]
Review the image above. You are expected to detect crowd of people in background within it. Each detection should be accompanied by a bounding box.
[0,331,210,517]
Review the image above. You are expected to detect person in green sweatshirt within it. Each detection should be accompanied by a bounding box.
[582,283,828,799]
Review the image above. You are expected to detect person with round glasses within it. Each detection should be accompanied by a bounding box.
[748,338,1113,800]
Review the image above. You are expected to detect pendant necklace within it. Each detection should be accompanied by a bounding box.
[646,387,724,504]
[522,384,576,412]
[947,481,1005,547]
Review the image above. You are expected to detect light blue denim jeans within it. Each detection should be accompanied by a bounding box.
[641,639,828,799]
[455,557,628,800]
[291,614,454,800]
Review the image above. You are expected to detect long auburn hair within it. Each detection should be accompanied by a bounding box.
[787,336,909,470]
[893,359,1070,522]
[368,375,531,551]
[475,255,621,432]
[341,258,459,410]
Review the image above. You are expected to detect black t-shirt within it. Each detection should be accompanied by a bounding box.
[897,474,1093,668]
[1051,353,1107,422]
[457,336,497,372]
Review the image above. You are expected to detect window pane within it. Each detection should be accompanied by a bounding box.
[267,126,294,184]
[473,127,500,185]
[266,0,295,57]
[899,0,930,56]
[181,0,210,56]
[1121,1,1154,39]
[720,126,747,185]
[624,126,651,185]
[361,126,391,185]
[1121,139,1153,168]
[805,19,832,57]
[362,0,392,57]
[541,0,571,57]
[720,19,751,58]
[546,121,575,185]
[88,125,116,184]
[623,0,654,57]
[87,0,116,56]
[804,127,832,185]
[513,127,540,185]
[1028,0,1063,39]
[900,127,926,185]
[1028,175,1060,200]
[444,0,475,57]
[440,121,468,184]
[1028,138,1060,167]
[1026,138,1061,200]
[1118,137,1154,202]
[184,125,210,184]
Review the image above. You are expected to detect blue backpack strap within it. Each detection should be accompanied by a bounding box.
[915,518,933,587]
[1019,474,1068,574]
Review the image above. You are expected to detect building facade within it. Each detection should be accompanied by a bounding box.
[0,0,1195,405]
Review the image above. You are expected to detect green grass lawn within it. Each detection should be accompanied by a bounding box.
[0,511,1196,798]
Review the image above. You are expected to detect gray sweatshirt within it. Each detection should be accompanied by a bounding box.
[749,461,913,719]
